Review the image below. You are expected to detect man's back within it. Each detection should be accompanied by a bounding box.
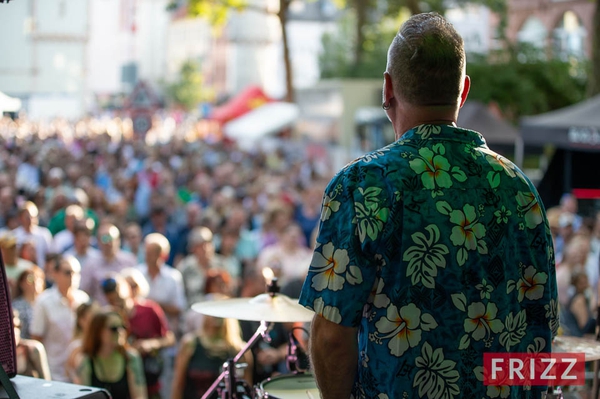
[299,123,557,398]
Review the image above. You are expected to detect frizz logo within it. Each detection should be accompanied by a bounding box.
[483,353,585,386]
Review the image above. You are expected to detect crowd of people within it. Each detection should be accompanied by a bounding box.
[0,114,329,398]
[2,109,600,398]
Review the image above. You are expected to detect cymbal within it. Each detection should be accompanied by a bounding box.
[553,336,600,362]
[191,293,315,322]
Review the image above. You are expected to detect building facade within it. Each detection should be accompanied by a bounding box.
[506,0,595,59]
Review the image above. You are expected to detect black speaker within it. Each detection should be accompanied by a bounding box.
[0,249,16,379]
[0,375,111,398]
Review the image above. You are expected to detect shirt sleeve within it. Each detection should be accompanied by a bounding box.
[299,165,381,327]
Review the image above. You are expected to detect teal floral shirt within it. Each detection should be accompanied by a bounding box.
[299,124,558,399]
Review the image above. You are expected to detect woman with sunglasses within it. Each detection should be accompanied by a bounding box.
[75,310,148,399]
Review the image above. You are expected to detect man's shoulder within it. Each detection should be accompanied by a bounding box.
[35,287,58,305]
[116,250,137,266]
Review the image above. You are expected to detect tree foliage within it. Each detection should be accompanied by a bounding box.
[320,9,588,123]
[467,47,587,122]
[166,60,204,111]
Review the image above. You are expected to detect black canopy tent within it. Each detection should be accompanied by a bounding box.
[519,94,600,208]
[457,101,521,159]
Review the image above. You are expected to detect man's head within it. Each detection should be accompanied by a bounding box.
[188,226,214,259]
[97,223,121,258]
[52,255,82,294]
[144,233,170,266]
[383,13,469,133]
[18,201,39,230]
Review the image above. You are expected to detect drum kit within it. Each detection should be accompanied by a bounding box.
[191,279,318,399]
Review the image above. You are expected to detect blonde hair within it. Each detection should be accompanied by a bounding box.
[199,294,245,356]
[120,267,150,298]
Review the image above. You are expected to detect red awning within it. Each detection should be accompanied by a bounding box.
[210,86,272,124]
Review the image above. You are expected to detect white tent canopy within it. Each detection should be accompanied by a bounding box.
[223,102,300,143]
[0,91,22,113]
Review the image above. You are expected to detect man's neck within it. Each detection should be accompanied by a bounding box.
[393,102,459,140]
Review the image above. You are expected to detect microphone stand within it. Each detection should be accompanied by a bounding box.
[201,320,273,399]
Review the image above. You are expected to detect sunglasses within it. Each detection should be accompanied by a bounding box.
[107,325,125,333]
[100,234,115,244]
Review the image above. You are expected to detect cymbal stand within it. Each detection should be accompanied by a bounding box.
[202,320,273,399]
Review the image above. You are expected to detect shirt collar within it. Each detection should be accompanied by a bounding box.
[398,124,487,147]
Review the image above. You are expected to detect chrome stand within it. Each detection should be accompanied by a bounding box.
[201,320,273,399]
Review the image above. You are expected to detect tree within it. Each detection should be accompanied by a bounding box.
[590,0,600,96]
[181,0,297,102]
[166,60,204,111]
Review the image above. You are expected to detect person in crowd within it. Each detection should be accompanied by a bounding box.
[141,206,178,265]
[18,238,38,266]
[255,223,312,288]
[123,222,146,265]
[12,201,53,269]
[171,294,252,399]
[103,271,175,399]
[299,13,557,399]
[221,207,260,269]
[75,310,148,399]
[80,222,137,304]
[215,227,243,293]
[560,272,596,337]
[560,193,583,232]
[259,201,294,250]
[65,301,98,383]
[51,204,85,254]
[177,226,228,306]
[137,233,186,334]
[30,255,89,382]
[585,211,600,298]
[171,202,203,268]
[12,266,45,339]
[64,221,101,269]
[294,183,324,246]
[556,233,591,307]
[12,310,51,380]
[47,188,99,237]
[0,232,35,297]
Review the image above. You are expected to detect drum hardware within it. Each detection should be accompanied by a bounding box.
[194,278,315,399]
[201,320,273,399]
[286,327,310,374]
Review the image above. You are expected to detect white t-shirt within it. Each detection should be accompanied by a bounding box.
[30,287,89,382]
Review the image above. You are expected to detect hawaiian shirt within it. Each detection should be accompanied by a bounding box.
[299,124,558,399]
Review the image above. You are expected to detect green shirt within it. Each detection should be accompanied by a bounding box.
[300,124,558,399]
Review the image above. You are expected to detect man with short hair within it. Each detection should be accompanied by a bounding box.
[12,201,52,268]
[80,222,136,304]
[176,226,227,306]
[137,233,186,333]
[30,255,89,382]
[300,13,557,399]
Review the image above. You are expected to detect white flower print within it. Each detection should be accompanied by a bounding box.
[309,242,349,291]
[374,303,437,357]
[312,297,342,324]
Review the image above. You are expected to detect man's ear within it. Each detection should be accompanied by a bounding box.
[383,72,395,106]
[459,75,470,108]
